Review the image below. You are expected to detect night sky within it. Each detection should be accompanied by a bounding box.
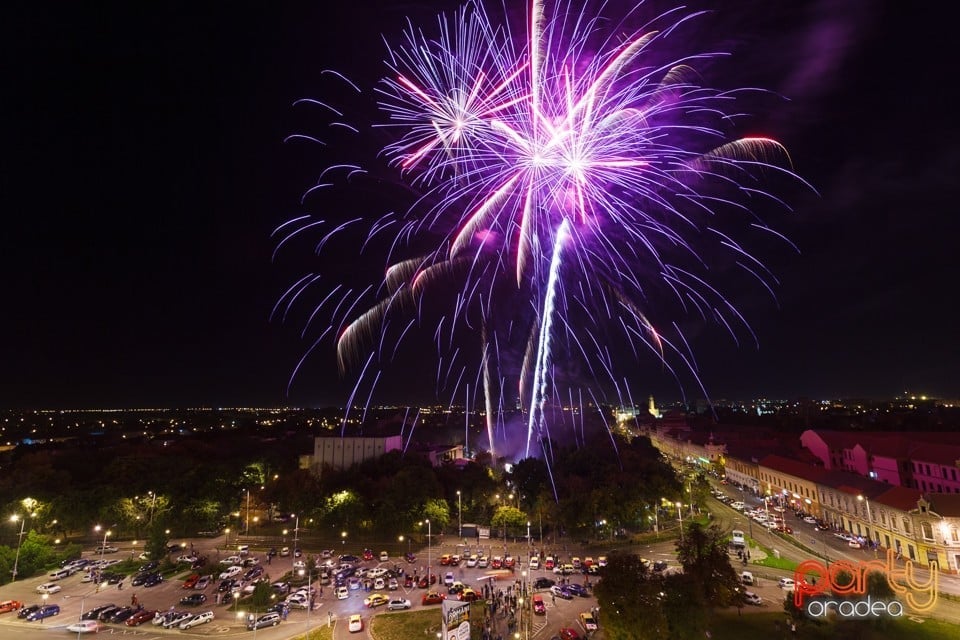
[2,1,957,409]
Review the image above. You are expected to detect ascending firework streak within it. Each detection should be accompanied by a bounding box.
[277,0,808,459]
[526,218,570,457]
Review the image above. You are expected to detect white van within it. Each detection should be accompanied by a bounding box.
[731,529,745,548]
[237,544,250,556]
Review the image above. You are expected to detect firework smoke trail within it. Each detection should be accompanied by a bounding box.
[278,0,807,457]
[526,217,571,457]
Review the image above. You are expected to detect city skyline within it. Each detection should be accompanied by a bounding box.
[2,1,957,409]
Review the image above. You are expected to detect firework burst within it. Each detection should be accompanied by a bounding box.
[275,0,808,460]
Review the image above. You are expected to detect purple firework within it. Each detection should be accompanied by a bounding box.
[275,0,807,459]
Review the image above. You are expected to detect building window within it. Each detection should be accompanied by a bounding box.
[921,521,934,541]
[903,518,911,534]
[952,528,959,543]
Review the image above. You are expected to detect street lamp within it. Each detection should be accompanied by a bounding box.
[857,495,873,540]
[94,524,113,566]
[457,490,462,538]
[291,514,300,573]
[526,521,531,552]
[676,503,684,543]
[422,519,432,583]
[299,567,313,629]
[341,530,347,550]
[10,514,31,582]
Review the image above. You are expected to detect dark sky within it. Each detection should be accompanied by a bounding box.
[2,1,957,409]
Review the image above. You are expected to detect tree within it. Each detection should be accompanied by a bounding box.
[675,522,741,607]
[490,506,527,540]
[593,552,668,639]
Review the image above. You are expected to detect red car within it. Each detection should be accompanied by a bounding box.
[183,574,200,589]
[125,609,158,626]
[558,628,582,640]
[417,574,438,588]
[363,549,374,561]
[421,591,446,605]
[544,557,555,570]
[504,555,515,569]
[0,600,23,614]
[532,595,545,615]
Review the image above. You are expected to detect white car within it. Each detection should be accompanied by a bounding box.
[348,614,363,632]
[778,577,796,591]
[379,551,389,562]
[178,555,199,564]
[336,586,349,600]
[180,611,215,629]
[529,556,540,570]
[36,582,62,594]
[466,555,478,568]
[218,565,242,580]
[374,577,386,590]
[220,555,242,565]
[367,567,388,579]
[444,572,455,586]
[477,556,489,568]
[744,591,762,606]
[67,620,101,634]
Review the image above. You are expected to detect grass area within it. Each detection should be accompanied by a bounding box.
[707,611,959,639]
[369,609,442,640]
[754,554,799,571]
[367,601,492,640]
[291,625,334,640]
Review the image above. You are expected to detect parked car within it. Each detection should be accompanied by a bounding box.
[0,600,23,614]
[163,611,193,628]
[110,607,138,623]
[247,612,281,630]
[180,610,215,629]
[387,598,412,610]
[126,609,158,626]
[26,604,61,621]
[18,605,41,619]
[744,591,763,606]
[534,577,556,590]
[422,591,446,605]
[550,585,573,600]
[336,586,349,600]
[532,594,546,614]
[379,551,389,562]
[579,612,598,632]
[565,583,590,597]
[96,605,121,621]
[778,577,796,591]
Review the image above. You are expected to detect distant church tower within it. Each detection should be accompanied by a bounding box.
[648,395,661,419]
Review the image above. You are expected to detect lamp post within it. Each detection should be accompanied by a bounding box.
[526,521,531,553]
[857,495,873,541]
[94,524,113,566]
[10,514,29,582]
[147,490,157,524]
[676,503,684,543]
[299,567,313,630]
[292,514,300,574]
[422,519,432,583]
[457,490,462,538]
[245,489,251,535]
